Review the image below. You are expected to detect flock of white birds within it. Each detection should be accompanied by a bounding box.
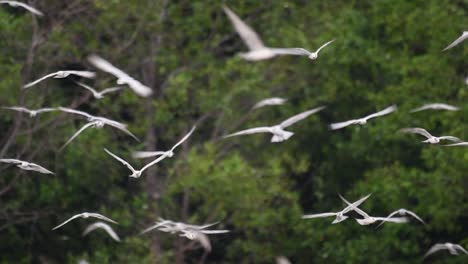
[1,1,467,262]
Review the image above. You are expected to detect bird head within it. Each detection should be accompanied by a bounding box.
[116,79,126,85]
[30,111,37,117]
[130,171,141,178]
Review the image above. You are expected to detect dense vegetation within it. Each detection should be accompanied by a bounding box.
[0,1,467,263]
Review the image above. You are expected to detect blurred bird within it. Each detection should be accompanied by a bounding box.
[410,103,459,113]
[444,142,468,147]
[276,256,291,264]
[88,55,152,97]
[424,243,468,258]
[303,193,372,224]
[2,106,56,117]
[23,71,96,89]
[74,81,123,99]
[376,208,425,228]
[223,5,333,61]
[53,212,118,230]
[224,106,325,142]
[104,148,168,178]
[0,1,43,16]
[252,97,287,110]
[339,195,408,226]
[0,159,54,174]
[141,218,229,252]
[132,126,196,159]
[442,31,468,51]
[330,105,396,130]
[399,128,462,144]
[82,221,121,242]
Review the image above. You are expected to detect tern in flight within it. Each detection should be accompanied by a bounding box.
[224,106,325,143]
[252,97,287,110]
[58,107,138,150]
[88,55,152,97]
[223,5,334,61]
[23,71,96,89]
[399,128,461,144]
[82,221,121,242]
[424,243,468,258]
[2,106,56,117]
[410,103,459,113]
[104,148,169,178]
[53,212,118,230]
[302,193,372,224]
[141,218,228,252]
[339,195,408,225]
[74,82,123,99]
[0,1,43,16]
[330,105,396,130]
[132,126,196,159]
[442,31,468,51]
[376,208,425,228]
[0,159,54,174]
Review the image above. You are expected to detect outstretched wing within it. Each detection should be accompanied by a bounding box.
[399,128,432,139]
[60,122,96,151]
[58,107,94,119]
[454,244,468,255]
[223,5,265,51]
[252,97,287,109]
[75,81,98,95]
[132,151,166,159]
[28,163,54,174]
[438,136,462,142]
[89,213,119,225]
[52,214,82,230]
[280,106,326,128]
[171,126,196,151]
[315,39,336,54]
[329,119,359,130]
[375,210,400,228]
[66,71,96,79]
[140,154,169,173]
[223,127,272,138]
[23,72,57,89]
[0,159,22,164]
[104,121,139,142]
[103,148,137,172]
[1,1,44,16]
[442,31,468,51]
[302,212,337,219]
[340,193,372,215]
[424,244,445,258]
[443,142,468,147]
[82,222,121,242]
[2,106,30,114]
[100,86,124,95]
[405,210,426,225]
[364,105,397,120]
[269,48,311,56]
